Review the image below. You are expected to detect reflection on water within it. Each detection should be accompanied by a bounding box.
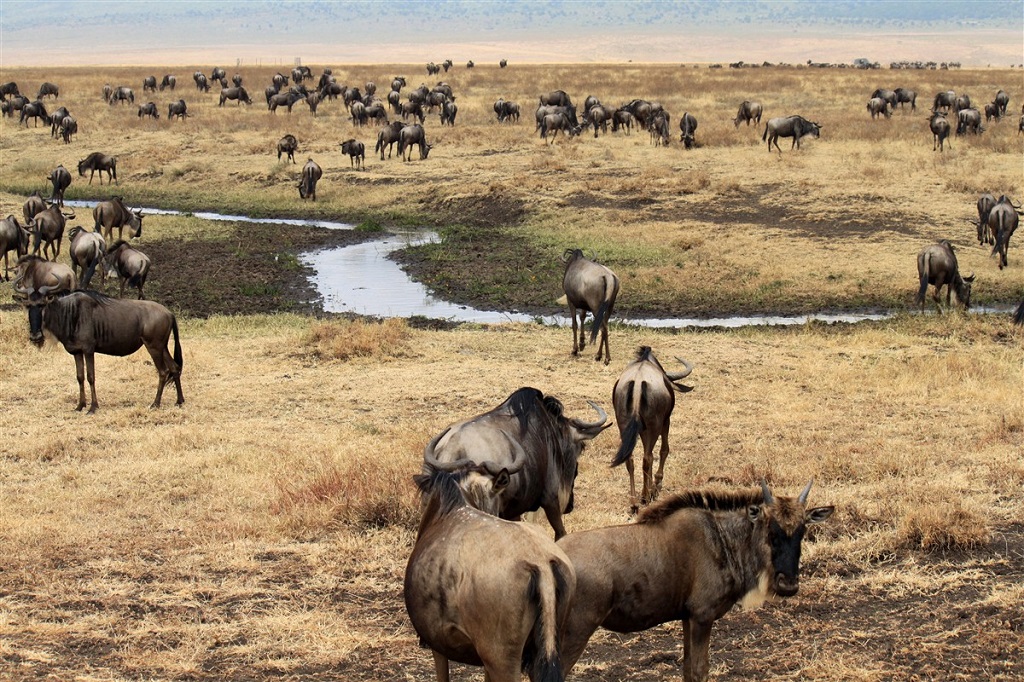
[63,201,354,231]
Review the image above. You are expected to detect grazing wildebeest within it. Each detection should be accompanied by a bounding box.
[19,100,50,127]
[375,121,405,160]
[621,98,656,130]
[193,72,209,92]
[421,386,610,539]
[137,101,159,119]
[932,90,956,113]
[142,76,157,92]
[59,115,77,144]
[562,248,619,365]
[989,195,1020,270]
[219,86,252,106]
[956,108,983,135]
[339,139,365,170]
[210,67,226,83]
[49,106,70,138]
[298,159,322,201]
[277,134,298,163]
[78,153,118,185]
[93,196,142,241]
[916,240,974,311]
[611,108,635,134]
[48,165,72,206]
[405,467,577,682]
[894,87,917,111]
[762,115,821,152]
[679,111,698,148]
[159,74,176,91]
[399,100,425,123]
[982,102,1000,122]
[15,285,183,414]
[0,215,31,280]
[0,81,19,98]
[28,204,74,261]
[612,347,695,513]
[104,240,151,299]
[67,226,106,288]
[930,112,952,151]
[974,193,997,245]
[541,112,581,143]
[649,111,671,146]
[37,82,59,99]
[168,99,188,120]
[439,100,458,126]
[557,481,834,682]
[733,100,763,127]
[870,88,897,109]
[993,89,1009,116]
[398,124,432,161]
[109,86,134,105]
[443,59,453,72]
[866,96,890,119]
[23,190,47,224]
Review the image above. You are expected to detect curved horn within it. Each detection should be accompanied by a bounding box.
[61,208,76,219]
[797,478,814,505]
[478,458,525,478]
[13,276,30,297]
[422,428,470,472]
[36,282,61,297]
[589,249,598,262]
[665,357,694,381]
[760,480,774,505]
[561,248,576,263]
[569,401,608,430]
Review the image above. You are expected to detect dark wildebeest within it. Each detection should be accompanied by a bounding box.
[540,90,573,108]
[399,100,425,123]
[339,139,365,170]
[421,386,610,539]
[67,226,106,288]
[277,134,298,163]
[989,195,1020,270]
[37,82,59,99]
[210,67,226,83]
[268,91,303,113]
[219,86,252,106]
[466,60,474,68]
[932,90,956,113]
[762,115,821,152]
[59,115,77,144]
[109,86,134,105]
[894,87,917,111]
[956,108,983,135]
[439,100,458,126]
[954,94,972,115]
[679,112,698,148]
[733,100,763,127]
[993,89,1009,116]
[168,99,188,120]
[28,204,74,261]
[93,196,142,242]
[387,89,401,113]
[974,193,997,245]
[390,76,406,92]
[582,95,601,114]
[426,62,440,76]
[649,111,670,146]
[15,286,183,414]
[137,102,159,119]
[915,240,974,311]
[870,88,897,109]
[930,112,952,151]
[621,98,656,130]
[48,165,72,206]
[298,159,322,201]
[405,467,577,682]
[19,100,50,127]
[11,255,77,302]
[350,101,368,126]
[0,81,19,98]
[231,74,243,88]
[398,124,432,161]
[272,72,289,91]
[363,102,387,124]
[49,106,70,138]
[290,66,310,84]
[306,91,322,117]
[375,121,405,160]
[0,215,31,280]
[23,190,47,224]
[611,108,635,134]
[562,248,619,365]
[78,153,118,185]
[159,74,176,91]
[142,76,157,92]
[584,104,612,138]
[866,97,890,119]
[612,347,695,513]
[193,72,209,92]
[500,58,508,68]
[541,112,581,143]
[557,481,834,682]
[104,240,151,299]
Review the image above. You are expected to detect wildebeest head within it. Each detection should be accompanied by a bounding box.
[753,480,834,596]
[12,255,77,346]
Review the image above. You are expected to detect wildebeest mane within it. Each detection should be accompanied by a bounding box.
[638,488,763,524]
[413,467,468,536]
[49,290,111,341]
[504,387,564,435]
[635,345,653,362]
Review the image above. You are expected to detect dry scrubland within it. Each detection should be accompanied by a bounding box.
[1,63,1023,681]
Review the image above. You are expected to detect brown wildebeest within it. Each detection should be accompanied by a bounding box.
[422,386,610,540]
[219,86,252,106]
[562,248,619,365]
[866,96,890,119]
[28,204,74,261]
[19,100,50,127]
[159,75,176,91]
[375,121,405,159]
[399,100,424,123]
[762,115,821,152]
[405,467,577,682]
[67,226,106,289]
[78,152,118,185]
[59,115,77,144]
[540,90,573,108]
[104,240,151,299]
[48,165,72,206]
[137,102,159,119]
[298,158,322,200]
[142,76,157,92]
[0,215,31,281]
[277,134,298,163]
[541,112,580,144]
[557,481,834,682]
[15,286,183,414]
[679,111,698,148]
[398,124,432,161]
[23,190,47,224]
[168,99,188,120]
[733,100,763,127]
[37,82,59,99]
[988,195,1020,270]
[915,240,974,311]
[894,87,917,111]
[611,108,635,134]
[612,347,695,513]
[93,196,142,242]
[973,193,997,245]
[339,139,365,170]
[11,254,77,298]
[930,112,951,151]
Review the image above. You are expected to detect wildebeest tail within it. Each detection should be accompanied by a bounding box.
[80,254,101,290]
[762,123,768,141]
[171,315,183,371]
[523,560,570,682]
[1013,298,1024,325]
[589,276,612,346]
[612,381,646,467]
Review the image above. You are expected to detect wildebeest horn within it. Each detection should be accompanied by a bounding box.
[760,480,774,505]
[62,208,76,219]
[569,401,608,430]
[561,248,575,263]
[665,357,694,381]
[478,458,525,477]
[797,478,814,505]
[421,428,466,472]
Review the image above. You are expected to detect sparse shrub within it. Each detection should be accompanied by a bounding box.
[303,318,411,361]
[897,496,990,552]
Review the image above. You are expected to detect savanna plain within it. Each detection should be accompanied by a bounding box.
[0,62,1022,681]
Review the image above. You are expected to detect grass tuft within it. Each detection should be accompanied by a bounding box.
[302,318,411,361]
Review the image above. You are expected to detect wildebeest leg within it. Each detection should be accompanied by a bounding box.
[684,619,713,682]
[598,320,611,365]
[431,651,450,682]
[625,456,638,513]
[146,342,182,408]
[542,502,567,540]
[654,423,670,500]
[640,434,655,505]
[74,354,88,411]
[576,309,587,353]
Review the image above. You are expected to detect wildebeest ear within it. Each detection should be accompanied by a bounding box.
[493,468,511,494]
[747,505,761,521]
[806,506,835,524]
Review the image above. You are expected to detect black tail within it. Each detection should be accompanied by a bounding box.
[171,315,183,371]
[1013,298,1024,325]
[612,381,645,467]
[80,255,100,289]
[524,561,569,682]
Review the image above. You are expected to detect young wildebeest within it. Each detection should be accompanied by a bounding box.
[762,115,821,152]
[988,195,1020,270]
[0,215,31,280]
[612,347,695,513]
[973,193,997,245]
[78,152,118,185]
[557,481,834,682]
[23,190,47,224]
[59,115,77,144]
[375,121,404,160]
[48,164,72,206]
[50,106,70,138]
[67,226,106,289]
[277,134,298,163]
[866,96,890,119]
[733,100,763,127]
[93,196,142,242]
[562,248,619,365]
[930,112,951,151]
[405,467,577,682]
[298,158,322,200]
[915,240,974,311]
[104,240,151,299]
[137,102,159,119]
[339,139,365,170]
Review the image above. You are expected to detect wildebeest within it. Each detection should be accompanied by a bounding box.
[268,91,303,113]
[540,90,573,108]
[611,108,635,134]
[956,108,983,135]
[894,87,917,111]
[866,96,890,119]
[167,99,188,120]
[439,100,458,126]
[583,104,612,138]
[194,73,209,92]
[466,60,474,69]
[137,102,159,119]
[19,100,50,127]
[762,115,821,152]
[399,100,425,123]
[23,190,47,224]
[954,94,972,115]
[983,102,1001,122]
[11,255,77,301]
[405,467,577,682]
[426,62,440,76]
[733,100,763,127]
[562,248,619,365]
[375,121,405,160]
[500,58,508,68]
[49,106,70,138]
[974,193,997,245]
[219,86,252,106]
[298,159,322,200]
[649,111,671,146]
[67,226,106,288]
[159,74,176,91]
[421,386,610,539]
[870,88,897,109]
[339,139,365,170]
[104,240,151,299]
[621,98,658,130]
[48,165,72,206]
[109,86,134,105]
[14,286,183,414]
[37,82,59,99]
[28,204,74,261]
[398,124,432,161]
[494,98,520,123]
[541,112,581,143]
[142,76,157,92]
[988,195,1020,270]
[231,74,243,88]
[349,101,368,126]
[916,240,974,311]
[277,134,298,163]
[932,90,956,113]
[59,115,77,144]
[0,215,30,280]
[210,67,226,83]
[0,81,19,98]
[679,111,698,148]
[93,196,142,241]
[390,76,406,92]
[78,152,118,185]
[290,66,310,83]
[102,83,113,103]
[612,347,695,513]
[929,113,951,151]
[557,481,834,681]
[993,89,1009,116]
